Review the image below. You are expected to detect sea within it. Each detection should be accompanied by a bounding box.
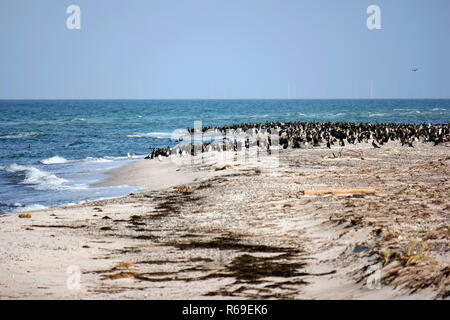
[0,99,449,214]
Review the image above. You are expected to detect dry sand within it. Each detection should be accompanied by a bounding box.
[0,143,448,299]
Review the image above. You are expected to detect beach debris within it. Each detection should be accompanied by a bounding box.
[368,228,382,237]
[215,164,233,171]
[93,207,103,212]
[387,264,449,297]
[405,241,436,266]
[112,262,137,270]
[196,183,212,190]
[174,185,194,194]
[303,189,377,195]
[31,224,86,229]
[100,226,112,231]
[324,149,363,159]
[104,272,140,280]
[353,244,370,254]
[18,213,32,218]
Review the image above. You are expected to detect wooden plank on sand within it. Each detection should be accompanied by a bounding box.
[303,189,377,195]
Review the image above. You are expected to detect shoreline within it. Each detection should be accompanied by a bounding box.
[93,157,210,191]
[0,141,448,299]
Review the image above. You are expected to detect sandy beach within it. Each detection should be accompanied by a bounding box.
[0,142,448,299]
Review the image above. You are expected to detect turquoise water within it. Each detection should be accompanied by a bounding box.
[0,99,448,213]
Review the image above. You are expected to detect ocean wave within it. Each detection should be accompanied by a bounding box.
[14,204,48,212]
[2,163,69,191]
[0,132,45,140]
[252,114,269,118]
[0,202,22,208]
[83,157,113,163]
[393,108,422,114]
[127,130,189,140]
[40,156,69,165]
[65,140,86,148]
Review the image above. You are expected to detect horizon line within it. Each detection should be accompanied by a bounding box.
[1,98,450,101]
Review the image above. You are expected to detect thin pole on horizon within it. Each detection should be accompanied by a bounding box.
[370,80,374,99]
[210,83,214,99]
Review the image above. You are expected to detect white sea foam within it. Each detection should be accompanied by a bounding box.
[3,163,69,191]
[40,156,69,165]
[127,130,188,140]
[83,157,113,163]
[393,108,424,115]
[0,132,45,139]
[15,204,48,212]
[0,202,22,208]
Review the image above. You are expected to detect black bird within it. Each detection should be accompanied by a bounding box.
[372,140,380,149]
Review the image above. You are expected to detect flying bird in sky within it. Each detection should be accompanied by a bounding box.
[412,68,418,72]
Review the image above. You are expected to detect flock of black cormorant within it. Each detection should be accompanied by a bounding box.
[144,121,449,159]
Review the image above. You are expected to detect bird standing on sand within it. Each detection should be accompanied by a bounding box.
[372,140,380,149]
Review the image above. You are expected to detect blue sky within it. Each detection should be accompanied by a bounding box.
[0,0,449,99]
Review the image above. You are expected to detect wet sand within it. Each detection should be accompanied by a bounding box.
[0,142,449,299]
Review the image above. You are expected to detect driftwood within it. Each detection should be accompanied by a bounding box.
[303,189,377,195]
[215,164,233,171]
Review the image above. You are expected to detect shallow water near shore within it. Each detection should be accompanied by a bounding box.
[0,99,449,213]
